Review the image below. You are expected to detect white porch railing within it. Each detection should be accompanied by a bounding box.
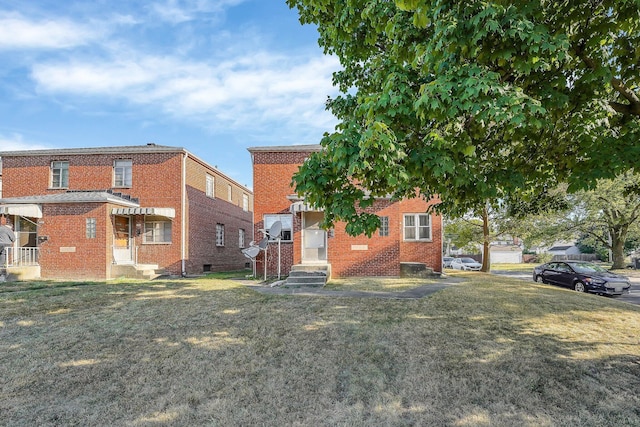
[3,247,40,267]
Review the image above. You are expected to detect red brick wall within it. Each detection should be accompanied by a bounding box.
[1,150,253,278]
[251,148,443,278]
[37,203,110,280]
[398,196,443,272]
[251,151,307,276]
[184,156,253,273]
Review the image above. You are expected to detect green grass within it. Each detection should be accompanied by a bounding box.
[1,273,640,426]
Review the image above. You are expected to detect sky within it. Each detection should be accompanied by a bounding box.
[0,0,340,188]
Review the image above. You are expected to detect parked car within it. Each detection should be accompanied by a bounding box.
[533,261,631,296]
[443,257,454,268]
[451,257,482,271]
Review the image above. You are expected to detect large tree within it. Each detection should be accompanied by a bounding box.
[562,172,640,269]
[512,172,640,268]
[288,0,640,236]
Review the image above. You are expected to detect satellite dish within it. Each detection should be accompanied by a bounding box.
[258,237,269,250]
[242,246,260,259]
[268,221,282,239]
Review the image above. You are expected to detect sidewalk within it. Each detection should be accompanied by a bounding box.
[235,276,464,299]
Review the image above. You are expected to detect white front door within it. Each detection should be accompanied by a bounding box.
[113,216,133,264]
[302,212,327,263]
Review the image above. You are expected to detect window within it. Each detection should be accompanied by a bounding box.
[239,228,245,248]
[144,217,172,243]
[242,193,249,212]
[228,184,233,201]
[114,160,132,187]
[216,224,225,246]
[403,214,431,241]
[206,174,214,198]
[51,161,69,188]
[264,214,293,241]
[86,218,96,239]
[379,216,389,237]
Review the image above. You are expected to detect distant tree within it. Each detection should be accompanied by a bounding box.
[514,172,640,268]
[288,0,640,238]
[569,173,640,268]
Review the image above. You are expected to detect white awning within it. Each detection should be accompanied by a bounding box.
[289,201,323,213]
[0,204,43,218]
[111,207,175,218]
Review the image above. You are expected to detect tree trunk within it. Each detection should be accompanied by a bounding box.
[481,205,490,272]
[610,232,626,269]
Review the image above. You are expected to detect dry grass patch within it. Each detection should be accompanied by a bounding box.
[326,276,441,292]
[490,263,535,272]
[1,274,640,426]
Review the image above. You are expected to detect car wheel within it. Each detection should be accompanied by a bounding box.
[574,281,587,293]
[535,275,544,284]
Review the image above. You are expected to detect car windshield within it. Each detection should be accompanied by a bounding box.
[571,263,608,274]
[461,258,477,263]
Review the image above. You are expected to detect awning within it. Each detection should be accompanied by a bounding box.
[289,201,323,213]
[111,207,176,218]
[0,204,43,218]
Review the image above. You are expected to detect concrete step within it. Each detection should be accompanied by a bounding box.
[290,264,330,273]
[112,263,168,280]
[284,266,328,288]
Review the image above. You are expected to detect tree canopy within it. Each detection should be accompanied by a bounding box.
[288,0,640,235]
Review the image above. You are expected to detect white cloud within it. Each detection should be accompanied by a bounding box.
[0,12,102,50]
[31,50,340,134]
[0,134,50,151]
[150,0,247,24]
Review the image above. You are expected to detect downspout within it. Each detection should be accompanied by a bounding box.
[181,151,187,276]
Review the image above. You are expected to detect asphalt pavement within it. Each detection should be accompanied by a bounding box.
[491,270,640,306]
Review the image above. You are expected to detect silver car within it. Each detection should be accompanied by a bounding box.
[443,256,454,268]
[450,257,482,271]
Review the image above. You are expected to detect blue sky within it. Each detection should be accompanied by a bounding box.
[0,0,339,188]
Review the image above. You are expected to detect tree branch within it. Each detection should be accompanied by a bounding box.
[576,47,640,118]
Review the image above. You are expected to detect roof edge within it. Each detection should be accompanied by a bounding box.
[247,144,322,153]
[0,144,184,158]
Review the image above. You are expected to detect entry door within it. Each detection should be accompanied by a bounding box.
[302,212,327,262]
[113,216,133,264]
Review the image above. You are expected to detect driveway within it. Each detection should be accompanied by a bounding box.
[492,270,640,306]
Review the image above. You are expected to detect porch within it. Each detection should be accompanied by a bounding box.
[2,247,41,281]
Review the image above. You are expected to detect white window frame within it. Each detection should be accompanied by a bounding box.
[51,161,69,188]
[206,174,215,198]
[379,216,389,237]
[242,193,249,212]
[86,218,97,239]
[216,223,225,247]
[144,218,172,244]
[114,160,132,187]
[264,214,293,241]
[403,213,432,241]
[239,228,245,249]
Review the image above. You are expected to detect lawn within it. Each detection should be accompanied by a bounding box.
[1,273,640,426]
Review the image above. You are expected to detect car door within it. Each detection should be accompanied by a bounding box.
[542,263,562,285]
[553,263,575,288]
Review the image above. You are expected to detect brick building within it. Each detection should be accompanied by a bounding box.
[247,145,442,279]
[0,144,253,280]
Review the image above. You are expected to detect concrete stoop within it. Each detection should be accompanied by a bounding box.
[283,264,330,288]
[111,263,169,280]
